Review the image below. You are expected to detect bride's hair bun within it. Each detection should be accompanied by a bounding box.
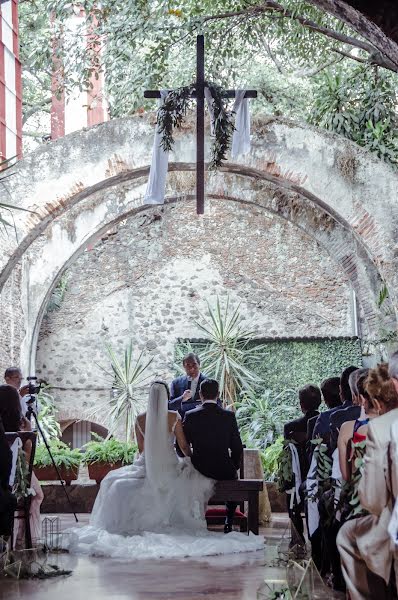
[365,363,398,409]
[151,379,170,401]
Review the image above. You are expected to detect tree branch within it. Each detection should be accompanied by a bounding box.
[331,47,368,64]
[23,130,51,139]
[295,55,345,77]
[22,98,52,125]
[203,1,398,72]
[305,0,398,70]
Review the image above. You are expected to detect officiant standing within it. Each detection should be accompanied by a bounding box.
[169,353,210,417]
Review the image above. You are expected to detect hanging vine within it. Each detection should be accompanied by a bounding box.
[156,82,235,170]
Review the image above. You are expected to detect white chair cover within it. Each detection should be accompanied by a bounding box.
[306,452,320,537]
[286,443,302,510]
[9,436,22,487]
[331,448,343,521]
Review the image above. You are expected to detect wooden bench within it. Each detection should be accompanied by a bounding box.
[208,479,263,534]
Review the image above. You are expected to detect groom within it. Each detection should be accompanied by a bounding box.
[183,379,243,533]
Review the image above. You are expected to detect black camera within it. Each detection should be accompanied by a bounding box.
[27,375,42,396]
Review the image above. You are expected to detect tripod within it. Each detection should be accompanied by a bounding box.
[26,401,78,524]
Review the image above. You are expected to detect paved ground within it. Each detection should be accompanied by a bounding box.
[1,514,343,600]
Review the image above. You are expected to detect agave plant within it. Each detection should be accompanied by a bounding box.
[95,342,153,443]
[36,384,61,442]
[192,296,264,407]
[236,388,299,449]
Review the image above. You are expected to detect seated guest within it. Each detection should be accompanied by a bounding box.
[337,362,398,600]
[0,385,44,547]
[0,416,16,541]
[329,366,360,453]
[284,384,321,545]
[169,353,211,417]
[337,369,378,482]
[306,376,341,457]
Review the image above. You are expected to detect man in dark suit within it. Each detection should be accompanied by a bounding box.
[284,384,322,546]
[329,366,363,453]
[169,353,210,417]
[306,376,342,459]
[0,416,16,541]
[183,378,243,533]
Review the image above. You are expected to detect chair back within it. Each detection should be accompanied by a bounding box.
[5,431,38,549]
[5,432,37,488]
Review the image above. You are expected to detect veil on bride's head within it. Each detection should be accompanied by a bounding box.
[145,380,175,489]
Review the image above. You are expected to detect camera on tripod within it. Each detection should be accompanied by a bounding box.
[27,375,42,396]
[25,375,43,411]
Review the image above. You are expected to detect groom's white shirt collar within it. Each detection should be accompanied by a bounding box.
[202,399,217,405]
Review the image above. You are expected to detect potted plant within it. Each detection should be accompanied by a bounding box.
[82,435,137,483]
[34,439,81,485]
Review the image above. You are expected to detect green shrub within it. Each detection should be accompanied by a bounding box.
[34,439,81,470]
[261,436,285,480]
[236,389,300,449]
[82,435,137,466]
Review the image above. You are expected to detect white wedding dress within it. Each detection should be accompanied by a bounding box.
[65,382,264,559]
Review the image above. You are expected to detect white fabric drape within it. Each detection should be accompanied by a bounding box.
[9,436,22,487]
[204,88,215,136]
[231,89,251,159]
[144,91,169,205]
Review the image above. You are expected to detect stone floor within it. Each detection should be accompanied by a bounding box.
[1,514,343,600]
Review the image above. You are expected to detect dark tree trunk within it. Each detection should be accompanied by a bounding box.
[306,0,398,71]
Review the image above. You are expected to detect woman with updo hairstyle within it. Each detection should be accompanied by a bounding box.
[365,363,398,415]
[0,384,44,547]
[337,363,398,599]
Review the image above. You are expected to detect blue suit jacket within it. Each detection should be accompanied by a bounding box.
[169,373,221,416]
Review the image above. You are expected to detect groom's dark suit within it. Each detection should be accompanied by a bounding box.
[183,402,243,479]
[183,402,243,528]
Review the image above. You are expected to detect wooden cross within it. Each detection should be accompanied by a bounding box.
[144,34,257,215]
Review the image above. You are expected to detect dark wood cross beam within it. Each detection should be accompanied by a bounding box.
[144,35,257,215]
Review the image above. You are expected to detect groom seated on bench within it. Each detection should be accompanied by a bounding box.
[183,378,243,533]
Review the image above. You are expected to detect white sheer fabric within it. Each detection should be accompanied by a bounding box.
[66,382,264,559]
[231,90,251,159]
[144,91,169,205]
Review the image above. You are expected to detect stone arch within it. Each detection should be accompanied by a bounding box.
[0,115,397,370]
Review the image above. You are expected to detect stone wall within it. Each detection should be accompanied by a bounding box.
[36,198,353,424]
[0,114,396,378]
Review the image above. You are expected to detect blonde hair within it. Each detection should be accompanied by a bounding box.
[365,363,398,411]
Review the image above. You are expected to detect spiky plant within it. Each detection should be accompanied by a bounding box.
[96,342,153,443]
[192,296,265,408]
[36,384,61,442]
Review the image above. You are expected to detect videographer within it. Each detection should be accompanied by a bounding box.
[4,367,41,417]
[0,385,43,548]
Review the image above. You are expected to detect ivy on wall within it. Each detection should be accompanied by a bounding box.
[175,337,362,404]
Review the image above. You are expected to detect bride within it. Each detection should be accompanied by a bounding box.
[66,381,264,559]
